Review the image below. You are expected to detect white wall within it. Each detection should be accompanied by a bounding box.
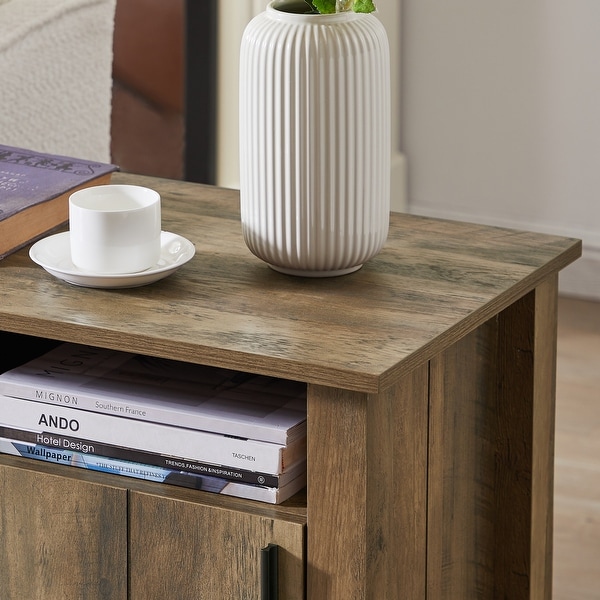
[401,1,600,300]
[215,0,264,189]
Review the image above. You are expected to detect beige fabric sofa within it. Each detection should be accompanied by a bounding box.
[0,0,116,162]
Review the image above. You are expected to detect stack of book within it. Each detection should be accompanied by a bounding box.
[0,343,307,504]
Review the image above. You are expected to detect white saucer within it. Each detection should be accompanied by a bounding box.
[29,231,195,289]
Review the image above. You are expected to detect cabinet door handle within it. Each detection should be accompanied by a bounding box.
[261,543,279,600]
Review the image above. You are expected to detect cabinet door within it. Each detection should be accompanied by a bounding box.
[0,459,128,600]
[129,491,306,600]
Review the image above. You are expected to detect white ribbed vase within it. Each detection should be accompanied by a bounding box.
[239,0,391,277]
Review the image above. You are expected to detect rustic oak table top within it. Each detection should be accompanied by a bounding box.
[0,172,581,393]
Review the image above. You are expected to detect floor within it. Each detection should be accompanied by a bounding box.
[553,296,600,600]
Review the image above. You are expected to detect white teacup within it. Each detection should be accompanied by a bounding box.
[69,184,161,274]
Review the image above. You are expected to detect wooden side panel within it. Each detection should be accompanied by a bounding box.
[0,458,128,600]
[428,277,558,599]
[307,365,429,599]
[494,277,557,600]
[428,316,499,597]
[531,278,558,599]
[129,491,306,599]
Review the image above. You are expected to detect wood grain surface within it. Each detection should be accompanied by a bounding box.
[0,460,128,599]
[0,172,581,393]
[129,490,305,599]
[0,174,583,599]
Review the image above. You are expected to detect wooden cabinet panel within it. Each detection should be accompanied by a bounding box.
[427,316,500,597]
[0,458,128,600]
[0,174,579,599]
[427,279,558,599]
[129,490,306,599]
[306,367,429,598]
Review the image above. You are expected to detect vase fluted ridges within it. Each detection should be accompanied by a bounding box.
[240,1,391,276]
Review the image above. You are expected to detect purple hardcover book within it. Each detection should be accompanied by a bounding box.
[0,144,118,258]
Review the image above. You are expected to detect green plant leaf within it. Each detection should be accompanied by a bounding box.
[353,0,376,12]
[308,0,376,13]
[336,0,354,11]
[311,0,336,13]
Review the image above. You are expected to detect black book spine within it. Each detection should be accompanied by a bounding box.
[0,425,280,487]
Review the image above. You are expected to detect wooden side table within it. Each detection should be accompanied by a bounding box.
[0,172,581,598]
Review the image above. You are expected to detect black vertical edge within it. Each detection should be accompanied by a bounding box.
[261,543,279,600]
[184,0,218,184]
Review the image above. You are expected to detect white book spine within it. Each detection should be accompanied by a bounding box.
[0,423,305,488]
[0,438,306,504]
[0,377,295,445]
[0,345,306,445]
[0,395,305,474]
